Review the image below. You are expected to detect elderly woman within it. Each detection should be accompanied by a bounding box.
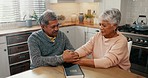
[74,8,131,71]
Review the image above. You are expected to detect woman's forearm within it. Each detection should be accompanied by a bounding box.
[74,59,95,67]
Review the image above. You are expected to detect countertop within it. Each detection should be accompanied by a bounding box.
[0,21,99,36]
[0,26,41,36]
[6,66,144,78]
[60,21,99,28]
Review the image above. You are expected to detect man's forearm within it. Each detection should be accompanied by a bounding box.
[31,55,64,67]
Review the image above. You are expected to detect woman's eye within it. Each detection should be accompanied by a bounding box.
[103,25,106,27]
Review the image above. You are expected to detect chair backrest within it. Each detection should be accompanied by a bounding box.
[128,41,132,55]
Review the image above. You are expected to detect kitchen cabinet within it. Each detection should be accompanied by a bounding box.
[0,36,10,78]
[6,32,33,75]
[60,26,86,49]
[75,26,87,49]
[0,30,38,78]
[48,0,99,3]
[60,26,76,49]
[86,27,99,42]
[85,27,99,58]
[60,26,99,50]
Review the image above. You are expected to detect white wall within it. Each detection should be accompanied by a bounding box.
[46,2,99,21]
[46,3,79,21]
[104,0,121,10]
[124,0,148,24]
[46,0,148,25]
[98,0,124,25]
[120,0,128,25]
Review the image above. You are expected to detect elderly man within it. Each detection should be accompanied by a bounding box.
[27,9,79,69]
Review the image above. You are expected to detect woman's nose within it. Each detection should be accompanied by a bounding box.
[99,26,103,29]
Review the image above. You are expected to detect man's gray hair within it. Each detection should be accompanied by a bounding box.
[38,9,57,26]
[99,8,121,25]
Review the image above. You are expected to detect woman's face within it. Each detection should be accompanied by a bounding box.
[99,20,117,38]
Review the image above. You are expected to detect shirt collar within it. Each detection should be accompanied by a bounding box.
[45,34,56,42]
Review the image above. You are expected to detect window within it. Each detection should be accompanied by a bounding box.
[0,0,45,23]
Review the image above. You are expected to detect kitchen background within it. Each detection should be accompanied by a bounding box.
[47,3,99,22]
[1,0,148,30]
[1,0,148,77]
[47,0,148,25]
[125,0,148,24]
[45,0,121,24]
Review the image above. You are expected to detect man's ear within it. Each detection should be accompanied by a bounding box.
[41,25,45,29]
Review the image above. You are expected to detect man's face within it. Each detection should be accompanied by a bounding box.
[42,20,59,37]
[99,20,117,38]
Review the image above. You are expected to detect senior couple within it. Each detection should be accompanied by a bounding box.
[27,8,131,71]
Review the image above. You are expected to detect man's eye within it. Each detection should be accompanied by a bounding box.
[57,23,60,26]
[51,26,55,28]
[53,23,60,27]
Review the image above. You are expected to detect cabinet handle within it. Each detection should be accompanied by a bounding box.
[16,36,22,40]
[20,65,26,68]
[4,49,6,51]
[18,46,25,49]
[96,30,99,32]
[19,55,26,59]
[67,31,69,33]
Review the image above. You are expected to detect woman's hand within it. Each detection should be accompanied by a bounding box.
[62,50,79,63]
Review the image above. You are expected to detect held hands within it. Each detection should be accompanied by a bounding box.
[62,50,79,63]
[62,50,95,67]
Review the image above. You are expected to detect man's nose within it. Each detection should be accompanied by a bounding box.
[55,26,59,30]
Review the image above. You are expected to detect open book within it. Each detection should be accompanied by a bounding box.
[63,63,84,78]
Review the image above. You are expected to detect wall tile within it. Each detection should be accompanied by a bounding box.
[46,3,99,22]
[46,1,148,25]
[125,0,148,24]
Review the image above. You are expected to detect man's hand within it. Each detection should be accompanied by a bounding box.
[62,50,79,63]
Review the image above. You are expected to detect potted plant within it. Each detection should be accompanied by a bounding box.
[30,11,38,21]
[57,15,65,24]
[84,13,94,24]
[29,11,38,25]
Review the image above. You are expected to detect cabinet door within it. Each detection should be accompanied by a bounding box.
[60,27,76,49]
[60,26,98,50]
[60,26,87,49]
[75,26,87,49]
[86,33,95,42]
[86,27,99,42]
[0,36,10,78]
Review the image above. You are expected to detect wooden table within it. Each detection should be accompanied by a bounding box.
[7,66,144,78]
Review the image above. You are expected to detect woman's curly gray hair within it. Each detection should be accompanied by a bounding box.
[99,8,121,25]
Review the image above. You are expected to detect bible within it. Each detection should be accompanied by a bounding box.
[63,63,84,78]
